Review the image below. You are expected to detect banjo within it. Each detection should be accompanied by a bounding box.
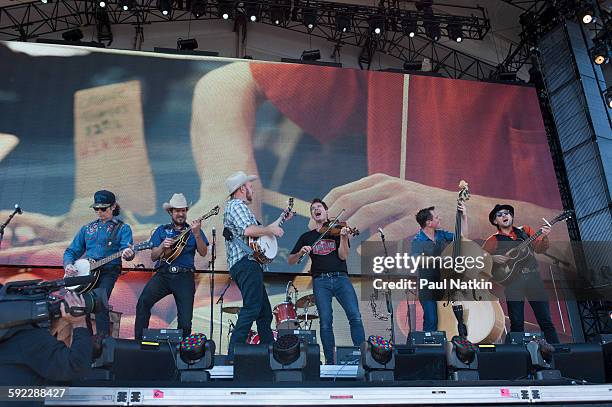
[248,198,294,264]
[65,240,154,293]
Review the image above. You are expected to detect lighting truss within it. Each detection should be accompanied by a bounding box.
[0,0,496,80]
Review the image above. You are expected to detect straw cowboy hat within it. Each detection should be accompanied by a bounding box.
[225,171,257,195]
[162,193,189,211]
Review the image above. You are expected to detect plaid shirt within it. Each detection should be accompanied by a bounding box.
[224,198,264,270]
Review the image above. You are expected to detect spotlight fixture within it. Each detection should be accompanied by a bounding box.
[41,0,48,3]
[302,8,316,30]
[447,22,463,42]
[335,13,350,33]
[177,37,198,50]
[425,20,440,41]
[591,42,610,65]
[245,1,259,22]
[579,3,595,24]
[177,333,215,382]
[119,0,135,11]
[217,0,234,19]
[99,1,106,7]
[62,28,84,42]
[191,0,206,18]
[526,337,561,380]
[368,15,385,35]
[360,335,395,382]
[269,334,307,382]
[401,16,417,38]
[158,0,172,15]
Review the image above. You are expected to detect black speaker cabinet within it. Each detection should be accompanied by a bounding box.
[477,344,529,380]
[553,343,606,383]
[595,334,612,383]
[394,345,447,380]
[111,339,177,381]
[234,343,320,382]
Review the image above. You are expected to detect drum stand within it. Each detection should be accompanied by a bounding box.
[216,277,233,354]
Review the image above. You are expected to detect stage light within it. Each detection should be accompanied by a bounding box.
[425,20,440,41]
[269,334,307,382]
[447,22,463,42]
[301,49,320,61]
[191,0,206,18]
[176,334,216,382]
[177,38,198,50]
[244,1,259,22]
[368,15,385,35]
[62,28,84,42]
[360,335,395,381]
[591,42,609,65]
[158,0,172,15]
[526,337,562,380]
[335,13,350,33]
[41,0,48,3]
[401,16,417,37]
[217,0,234,19]
[119,0,135,11]
[302,8,316,30]
[99,1,106,7]
[446,336,479,380]
[579,3,595,24]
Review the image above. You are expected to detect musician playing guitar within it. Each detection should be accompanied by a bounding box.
[134,193,209,340]
[287,198,365,365]
[482,204,559,343]
[223,171,292,361]
[63,190,135,336]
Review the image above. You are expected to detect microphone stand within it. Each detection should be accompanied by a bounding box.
[0,205,21,250]
[208,228,217,341]
[216,277,232,354]
[380,230,395,344]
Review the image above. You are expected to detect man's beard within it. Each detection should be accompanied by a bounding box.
[246,190,253,203]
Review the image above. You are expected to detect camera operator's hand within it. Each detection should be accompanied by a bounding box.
[61,291,87,329]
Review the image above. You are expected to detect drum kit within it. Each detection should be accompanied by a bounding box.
[225,282,318,345]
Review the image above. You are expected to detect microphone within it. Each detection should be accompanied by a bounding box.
[378,227,385,239]
[14,204,22,215]
[212,227,216,237]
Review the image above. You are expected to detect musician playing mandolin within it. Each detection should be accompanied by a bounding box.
[482,204,559,343]
[224,171,291,361]
[134,193,209,340]
[287,198,365,365]
[411,203,468,332]
[63,190,135,336]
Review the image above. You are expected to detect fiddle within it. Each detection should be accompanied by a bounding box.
[321,219,360,237]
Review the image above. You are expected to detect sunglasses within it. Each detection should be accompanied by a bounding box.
[93,207,110,212]
[495,210,511,218]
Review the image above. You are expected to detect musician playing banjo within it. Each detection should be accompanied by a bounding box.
[223,171,291,362]
[64,190,135,336]
[134,193,209,340]
[482,203,559,343]
[288,198,365,365]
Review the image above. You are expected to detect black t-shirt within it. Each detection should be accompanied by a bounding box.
[290,229,348,274]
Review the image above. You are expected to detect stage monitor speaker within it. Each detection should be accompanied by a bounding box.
[336,346,361,365]
[234,343,320,382]
[477,344,529,380]
[593,334,612,383]
[394,345,447,380]
[407,331,446,346]
[111,339,177,381]
[278,329,317,345]
[553,343,606,383]
[505,331,544,345]
[142,328,182,343]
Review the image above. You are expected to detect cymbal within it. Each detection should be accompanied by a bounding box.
[295,294,316,308]
[297,314,319,320]
[222,306,241,314]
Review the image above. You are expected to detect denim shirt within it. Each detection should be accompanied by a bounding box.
[63,217,133,267]
[150,224,209,269]
[410,229,455,258]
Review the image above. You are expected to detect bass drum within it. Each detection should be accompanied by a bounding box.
[246,329,278,345]
[437,300,505,344]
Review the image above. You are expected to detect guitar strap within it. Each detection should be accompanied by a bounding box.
[222,227,255,255]
[105,220,124,257]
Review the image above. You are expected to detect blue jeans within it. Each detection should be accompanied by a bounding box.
[313,272,365,364]
[227,257,274,359]
[420,300,438,332]
[92,265,121,336]
[505,272,559,344]
[134,271,196,339]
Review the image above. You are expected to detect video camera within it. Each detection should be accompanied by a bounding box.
[0,275,107,341]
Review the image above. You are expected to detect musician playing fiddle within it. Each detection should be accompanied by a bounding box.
[288,198,365,365]
[134,193,209,340]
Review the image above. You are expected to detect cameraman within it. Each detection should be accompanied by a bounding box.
[0,291,93,385]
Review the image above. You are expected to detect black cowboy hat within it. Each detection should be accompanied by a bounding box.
[489,204,514,225]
